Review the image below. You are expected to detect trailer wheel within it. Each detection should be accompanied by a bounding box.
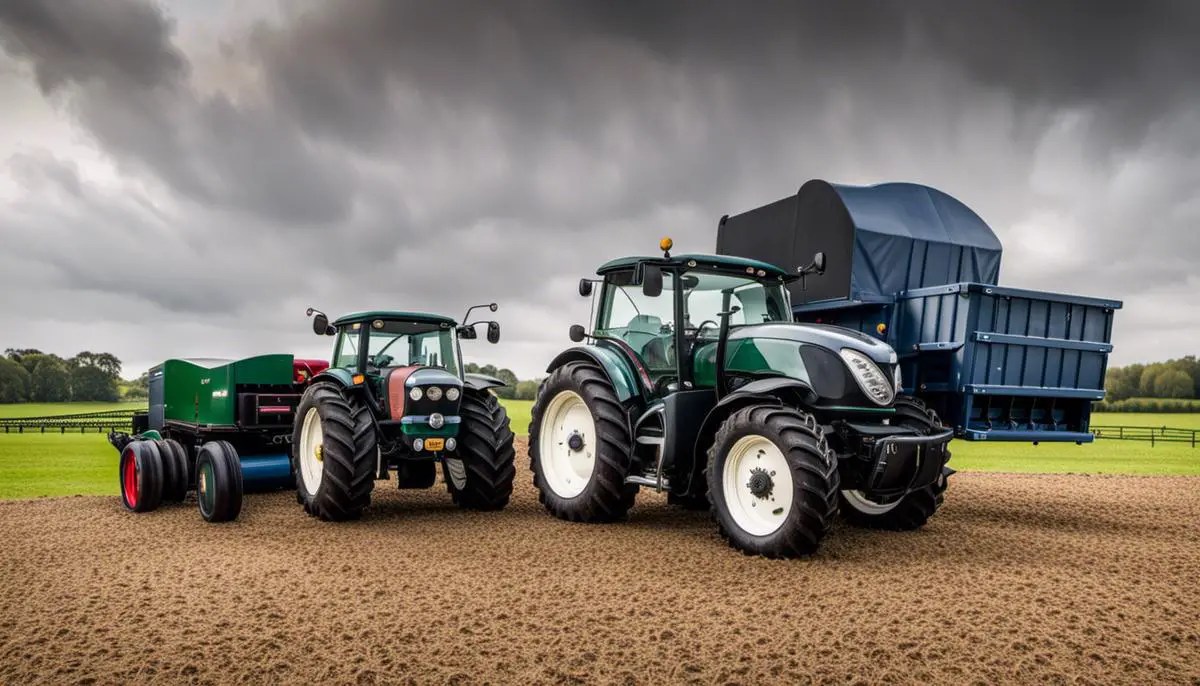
[156,439,189,503]
[706,405,840,558]
[529,361,638,522]
[838,396,953,530]
[119,441,164,513]
[195,441,243,523]
[292,382,377,521]
[443,388,516,510]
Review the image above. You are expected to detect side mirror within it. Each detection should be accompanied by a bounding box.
[457,325,477,340]
[579,279,593,297]
[487,322,500,344]
[813,251,826,275]
[488,303,498,312]
[642,264,663,298]
[569,324,586,342]
[312,313,334,336]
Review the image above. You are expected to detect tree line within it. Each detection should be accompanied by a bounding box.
[0,349,126,404]
[464,363,543,400]
[1103,356,1200,402]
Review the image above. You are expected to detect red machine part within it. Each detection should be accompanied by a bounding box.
[386,366,422,420]
[293,358,330,384]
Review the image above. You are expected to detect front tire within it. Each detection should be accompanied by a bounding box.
[529,362,637,522]
[443,389,516,510]
[292,382,378,521]
[838,395,953,530]
[119,441,164,513]
[706,405,840,558]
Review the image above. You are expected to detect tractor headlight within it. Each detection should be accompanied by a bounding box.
[429,412,445,429]
[409,387,423,401]
[445,437,457,451]
[893,364,903,394]
[445,387,460,401]
[412,438,424,452]
[426,386,443,402]
[839,348,895,406]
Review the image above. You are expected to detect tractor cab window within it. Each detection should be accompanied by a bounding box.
[681,271,791,337]
[335,320,459,375]
[596,269,677,371]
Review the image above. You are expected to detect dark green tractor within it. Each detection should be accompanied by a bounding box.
[529,239,954,558]
[294,304,515,521]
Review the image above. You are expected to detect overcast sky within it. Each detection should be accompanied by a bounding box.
[1,0,1198,380]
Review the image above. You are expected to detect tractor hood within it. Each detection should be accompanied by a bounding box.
[727,323,897,364]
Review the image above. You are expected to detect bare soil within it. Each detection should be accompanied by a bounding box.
[1,437,1198,685]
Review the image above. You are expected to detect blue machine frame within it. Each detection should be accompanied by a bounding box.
[717,179,1123,443]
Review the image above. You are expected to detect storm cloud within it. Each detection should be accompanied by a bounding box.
[1,0,1198,378]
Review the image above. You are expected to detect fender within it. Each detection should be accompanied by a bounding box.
[692,376,819,465]
[311,367,355,387]
[463,373,507,392]
[545,345,640,403]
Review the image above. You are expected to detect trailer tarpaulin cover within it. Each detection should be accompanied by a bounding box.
[717,179,1003,304]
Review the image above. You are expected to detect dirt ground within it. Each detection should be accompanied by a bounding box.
[1,437,1198,686]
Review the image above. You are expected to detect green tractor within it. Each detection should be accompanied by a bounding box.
[529,239,954,558]
[295,304,516,521]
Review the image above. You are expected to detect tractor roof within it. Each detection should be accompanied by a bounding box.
[331,311,457,327]
[596,252,797,281]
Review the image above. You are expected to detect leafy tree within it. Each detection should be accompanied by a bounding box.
[0,358,30,403]
[30,357,70,402]
[1154,370,1194,399]
[514,379,541,401]
[70,364,119,402]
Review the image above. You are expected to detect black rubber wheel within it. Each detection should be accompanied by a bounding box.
[706,405,840,558]
[195,441,243,523]
[838,395,953,531]
[119,441,164,513]
[291,382,378,521]
[443,389,516,510]
[529,361,638,523]
[155,439,189,502]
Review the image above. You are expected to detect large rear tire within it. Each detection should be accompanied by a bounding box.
[443,389,516,510]
[839,395,952,530]
[706,405,840,558]
[119,441,164,513]
[529,361,638,522]
[195,441,243,523]
[292,382,378,521]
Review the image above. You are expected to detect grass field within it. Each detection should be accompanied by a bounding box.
[0,401,1194,500]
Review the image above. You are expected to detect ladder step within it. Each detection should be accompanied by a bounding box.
[636,436,664,446]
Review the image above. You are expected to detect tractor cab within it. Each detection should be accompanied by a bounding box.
[580,239,823,400]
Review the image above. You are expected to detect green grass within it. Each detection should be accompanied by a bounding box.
[0,403,1194,501]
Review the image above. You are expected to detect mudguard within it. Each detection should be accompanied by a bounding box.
[312,367,355,387]
[693,376,819,459]
[464,373,507,392]
[545,345,640,403]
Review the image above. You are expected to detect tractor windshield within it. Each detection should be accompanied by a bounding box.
[334,319,459,374]
[681,270,792,334]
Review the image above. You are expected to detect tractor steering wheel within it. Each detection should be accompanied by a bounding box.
[691,320,718,337]
[371,353,393,368]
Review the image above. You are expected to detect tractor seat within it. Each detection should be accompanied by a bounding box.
[622,314,664,350]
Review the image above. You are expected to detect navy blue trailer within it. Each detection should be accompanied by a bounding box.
[716,179,1122,443]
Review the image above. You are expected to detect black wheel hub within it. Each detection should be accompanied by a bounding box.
[566,430,585,452]
[746,467,774,499]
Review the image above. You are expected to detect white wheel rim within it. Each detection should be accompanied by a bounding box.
[298,407,324,495]
[721,434,794,537]
[841,489,901,515]
[537,390,596,499]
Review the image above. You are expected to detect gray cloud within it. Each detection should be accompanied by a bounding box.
[1,0,1198,378]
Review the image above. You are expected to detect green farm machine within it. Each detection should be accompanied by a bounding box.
[112,304,516,523]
